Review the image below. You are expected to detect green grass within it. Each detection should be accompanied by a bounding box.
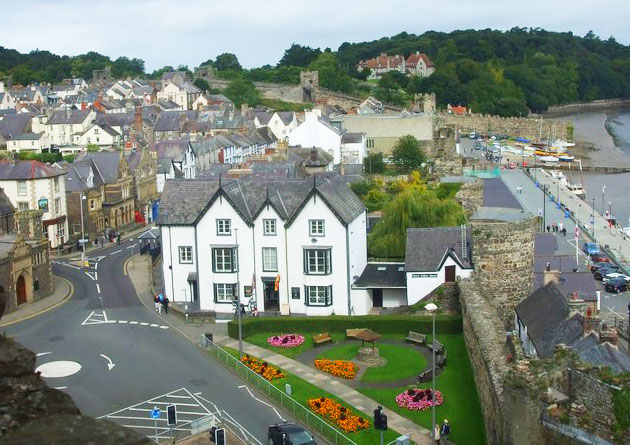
[245,332,347,359]
[220,347,400,445]
[359,335,486,445]
[316,343,427,383]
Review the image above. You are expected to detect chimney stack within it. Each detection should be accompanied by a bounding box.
[543,269,561,286]
[241,103,249,116]
[310,147,318,163]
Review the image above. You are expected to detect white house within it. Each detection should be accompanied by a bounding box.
[157,82,201,110]
[288,110,343,164]
[75,123,121,147]
[44,109,95,146]
[0,82,15,110]
[158,173,367,317]
[6,133,48,153]
[405,227,473,306]
[267,112,298,140]
[0,160,68,248]
[156,158,182,193]
[152,139,197,180]
[340,132,367,164]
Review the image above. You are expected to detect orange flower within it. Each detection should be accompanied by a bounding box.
[241,355,285,381]
[307,397,370,433]
[314,359,358,379]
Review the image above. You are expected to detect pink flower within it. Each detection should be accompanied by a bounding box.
[395,388,444,410]
[267,334,305,348]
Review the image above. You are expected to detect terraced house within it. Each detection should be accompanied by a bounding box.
[158,173,368,317]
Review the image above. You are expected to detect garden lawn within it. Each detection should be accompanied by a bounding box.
[221,347,400,445]
[359,335,486,445]
[244,332,346,358]
[316,343,426,383]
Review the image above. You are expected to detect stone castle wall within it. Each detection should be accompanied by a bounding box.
[454,179,483,216]
[436,113,572,142]
[470,215,538,325]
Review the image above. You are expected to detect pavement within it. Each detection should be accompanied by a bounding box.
[127,254,432,445]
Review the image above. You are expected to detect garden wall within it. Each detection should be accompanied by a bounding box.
[227,314,462,339]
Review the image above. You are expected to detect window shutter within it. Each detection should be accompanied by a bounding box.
[303,250,308,274]
[213,283,217,302]
[327,285,333,306]
[304,285,309,306]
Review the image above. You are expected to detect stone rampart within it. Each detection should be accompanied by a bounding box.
[436,113,572,142]
[454,179,483,216]
[545,99,630,115]
[470,214,538,325]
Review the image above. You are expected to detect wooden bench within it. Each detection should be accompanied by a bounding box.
[417,368,433,383]
[346,328,365,339]
[313,332,333,346]
[436,349,447,368]
[405,331,427,346]
[428,340,444,354]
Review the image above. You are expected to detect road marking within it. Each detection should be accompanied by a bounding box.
[59,263,81,270]
[96,284,101,294]
[81,311,95,325]
[126,244,135,249]
[118,320,128,323]
[36,361,82,378]
[54,386,68,390]
[36,351,53,357]
[95,271,98,280]
[94,262,98,270]
[129,321,138,324]
[607,307,625,319]
[140,322,149,326]
[159,325,169,329]
[85,272,96,281]
[238,385,284,421]
[166,394,192,399]
[150,323,158,327]
[110,249,122,255]
[99,354,115,371]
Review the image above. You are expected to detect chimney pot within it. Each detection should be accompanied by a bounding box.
[311,147,318,162]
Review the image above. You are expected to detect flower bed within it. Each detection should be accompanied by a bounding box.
[314,359,358,379]
[267,334,305,348]
[308,397,370,433]
[395,387,444,410]
[241,355,285,381]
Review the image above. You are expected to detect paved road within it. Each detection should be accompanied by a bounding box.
[4,239,286,443]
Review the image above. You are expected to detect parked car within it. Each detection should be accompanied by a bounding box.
[268,422,316,445]
[602,272,630,284]
[582,243,600,255]
[605,278,628,293]
[594,267,618,281]
[590,262,619,273]
[590,253,610,263]
[469,132,476,139]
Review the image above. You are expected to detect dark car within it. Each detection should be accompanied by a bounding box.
[268,422,316,445]
[594,267,618,281]
[590,253,610,263]
[605,278,628,293]
[591,261,619,272]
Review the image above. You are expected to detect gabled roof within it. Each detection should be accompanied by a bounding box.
[0,160,65,180]
[572,334,630,374]
[405,227,472,271]
[151,138,190,162]
[65,162,104,192]
[275,111,295,125]
[95,111,134,128]
[154,110,196,132]
[253,112,272,126]
[0,114,32,138]
[47,109,92,125]
[0,188,15,215]
[74,152,122,184]
[158,173,364,227]
[353,263,406,288]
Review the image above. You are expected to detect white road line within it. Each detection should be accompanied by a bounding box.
[607,307,625,319]
[96,284,101,294]
[94,262,98,270]
[81,311,95,325]
[238,385,284,421]
[159,326,169,329]
[36,351,52,357]
[120,425,192,432]
[106,415,168,422]
[60,263,81,270]
[140,322,149,326]
[118,320,128,323]
[85,272,96,281]
[194,392,202,396]
[129,321,138,324]
[53,386,68,390]
[95,271,98,280]
[165,394,192,399]
[111,249,122,255]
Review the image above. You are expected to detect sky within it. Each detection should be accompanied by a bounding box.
[2,0,630,72]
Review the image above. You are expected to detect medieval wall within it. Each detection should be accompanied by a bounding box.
[470,215,538,325]
[454,179,483,216]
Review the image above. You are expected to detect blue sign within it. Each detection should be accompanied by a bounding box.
[150,408,160,419]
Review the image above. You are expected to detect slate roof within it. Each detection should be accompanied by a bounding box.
[154,111,196,132]
[405,227,472,271]
[482,177,523,209]
[158,173,364,227]
[95,111,134,128]
[341,132,363,144]
[64,163,104,192]
[74,152,122,184]
[0,114,32,138]
[47,109,92,125]
[572,334,630,374]
[354,263,406,288]
[6,132,42,141]
[534,272,596,298]
[515,283,584,358]
[535,255,578,273]
[253,112,272,126]
[535,233,558,255]
[0,188,15,215]
[151,139,190,162]
[276,111,295,125]
[289,147,334,166]
[0,161,65,180]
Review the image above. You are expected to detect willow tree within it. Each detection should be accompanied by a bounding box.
[368,188,465,258]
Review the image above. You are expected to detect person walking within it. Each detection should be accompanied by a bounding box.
[434,425,441,444]
[162,296,169,314]
[559,222,564,233]
[154,294,160,312]
[117,233,121,245]
[440,419,451,442]
[157,292,164,314]
[547,225,551,233]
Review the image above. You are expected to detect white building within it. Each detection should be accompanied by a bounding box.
[75,123,121,147]
[0,82,15,110]
[44,109,95,147]
[405,227,473,305]
[152,139,197,180]
[266,112,298,140]
[6,133,48,153]
[158,174,367,317]
[340,132,367,164]
[288,110,343,164]
[157,82,201,110]
[0,160,68,248]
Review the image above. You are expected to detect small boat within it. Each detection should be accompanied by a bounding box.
[558,155,574,162]
[539,156,559,163]
[566,183,586,198]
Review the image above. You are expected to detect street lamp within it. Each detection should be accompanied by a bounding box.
[609,201,613,232]
[425,302,438,445]
[602,185,606,216]
[79,193,87,267]
[592,198,596,242]
[234,228,243,359]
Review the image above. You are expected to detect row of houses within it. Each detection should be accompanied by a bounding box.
[357,51,435,79]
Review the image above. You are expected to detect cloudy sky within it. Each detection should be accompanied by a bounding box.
[3,0,629,71]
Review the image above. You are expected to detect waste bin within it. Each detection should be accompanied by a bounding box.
[204,333,213,344]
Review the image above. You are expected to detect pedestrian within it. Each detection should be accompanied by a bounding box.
[162,296,169,314]
[434,425,441,444]
[100,236,104,248]
[562,227,567,237]
[559,222,564,233]
[440,419,451,442]
[154,294,160,312]
[117,233,121,245]
[547,225,550,233]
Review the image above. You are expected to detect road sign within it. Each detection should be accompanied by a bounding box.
[150,407,160,419]
[167,404,177,426]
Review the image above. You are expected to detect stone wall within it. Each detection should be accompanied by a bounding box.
[567,368,617,436]
[470,215,538,325]
[433,156,463,177]
[436,113,572,142]
[545,99,630,116]
[454,179,483,216]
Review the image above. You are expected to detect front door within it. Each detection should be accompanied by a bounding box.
[263,281,279,311]
[445,265,456,282]
[16,275,26,305]
[372,288,383,308]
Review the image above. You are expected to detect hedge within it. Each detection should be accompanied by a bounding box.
[227,314,462,339]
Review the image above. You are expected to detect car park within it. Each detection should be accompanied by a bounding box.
[583,243,600,255]
[602,272,630,283]
[605,278,628,293]
[268,422,316,445]
[590,261,619,273]
[594,267,618,281]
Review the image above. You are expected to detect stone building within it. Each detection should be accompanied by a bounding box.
[125,148,158,224]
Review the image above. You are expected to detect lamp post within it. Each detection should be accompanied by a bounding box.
[425,302,438,445]
[79,193,87,267]
[592,198,596,242]
[542,185,547,232]
[609,201,613,232]
[602,185,606,216]
[235,228,243,359]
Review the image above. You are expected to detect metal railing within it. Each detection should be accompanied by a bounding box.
[202,337,358,445]
[540,413,613,445]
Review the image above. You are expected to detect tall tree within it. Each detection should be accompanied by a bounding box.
[391,135,426,171]
[223,78,260,107]
[308,52,353,93]
[214,53,242,71]
[278,44,322,67]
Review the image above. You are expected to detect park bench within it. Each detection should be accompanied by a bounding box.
[405,331,427,346]
[437,349,447,368]
[346,328,366,339]
[417,368,433,383]
[313,332,333,346]
[428,339,444,354]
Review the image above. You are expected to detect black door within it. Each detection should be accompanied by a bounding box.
[373,289,383,308]
[445,265,456,282]
[264,281,279,311]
